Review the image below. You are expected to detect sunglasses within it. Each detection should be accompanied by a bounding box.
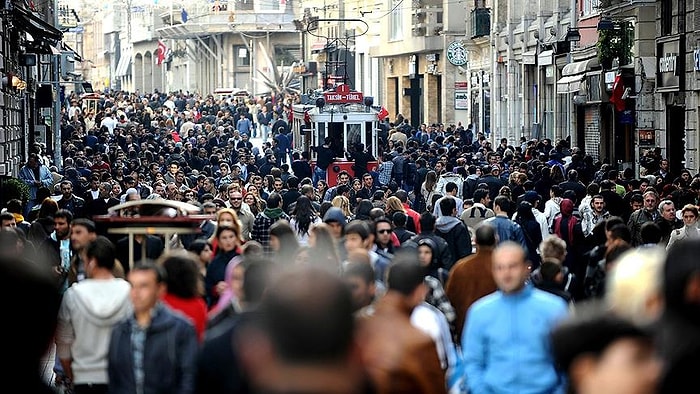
[377,229,393,234]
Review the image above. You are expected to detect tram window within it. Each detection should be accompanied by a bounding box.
[365,122,374,154]
[317,122,326,141]
[348,124,362,150]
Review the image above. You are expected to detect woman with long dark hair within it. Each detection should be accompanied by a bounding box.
[289,196,321,246]
[421,170,438,212]
[354,199,374,221]
[269,220,300,264]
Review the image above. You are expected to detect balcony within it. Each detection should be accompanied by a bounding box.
[411,6,443,37]
[157,0,298,39]
[470,8,490,39]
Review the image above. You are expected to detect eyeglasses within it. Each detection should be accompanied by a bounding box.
[231,197,242,200]
[377,229,393,234]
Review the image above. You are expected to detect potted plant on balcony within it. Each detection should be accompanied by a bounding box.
[597,30,617,69]
[597,21,633,70]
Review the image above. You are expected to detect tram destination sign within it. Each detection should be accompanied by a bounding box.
[324,84,364,104]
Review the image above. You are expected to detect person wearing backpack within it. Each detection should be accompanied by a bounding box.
[460,188,495,235]
[462,165,480,200]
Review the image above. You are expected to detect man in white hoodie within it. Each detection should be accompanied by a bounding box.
[56,236,132,393]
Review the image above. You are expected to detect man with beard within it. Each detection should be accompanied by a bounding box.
[57,180,86,219]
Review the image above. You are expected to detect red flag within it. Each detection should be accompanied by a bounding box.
[609,74,625,112]
[377,106,389,120]
[156,40,167,66]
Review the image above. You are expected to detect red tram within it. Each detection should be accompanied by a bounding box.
[292,84,382,187]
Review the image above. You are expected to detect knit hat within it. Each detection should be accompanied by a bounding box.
[323,207,347,227]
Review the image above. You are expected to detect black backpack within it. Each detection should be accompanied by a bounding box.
[463,178,478,200]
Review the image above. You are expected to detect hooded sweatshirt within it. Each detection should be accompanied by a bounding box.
[56,278,132,385]
[435,215,462,233]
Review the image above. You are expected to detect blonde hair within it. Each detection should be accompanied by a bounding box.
[605,246,665,325]
[332,195,352,217]
[539,235,567,262]
[385,196,405,214]
[212,208,242,243]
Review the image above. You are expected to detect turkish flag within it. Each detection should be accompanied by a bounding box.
[377,106,389,120]
[156,40,168,66]
[609,74,625,112]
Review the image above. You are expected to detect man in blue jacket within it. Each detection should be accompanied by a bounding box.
[461,242,568,394]
[107,261,198,393]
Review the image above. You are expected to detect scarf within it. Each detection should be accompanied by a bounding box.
[264,207,285,220]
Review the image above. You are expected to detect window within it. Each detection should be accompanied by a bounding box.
[389,0,403,41]
[583,0,599,16]
[661,0,672,35]
[255,0,285,12]
[235,46,250,66]
[588,74,601,101]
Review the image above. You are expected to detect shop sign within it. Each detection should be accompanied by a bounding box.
[455,81,468,89]
[620,110,634,125]
[323,84,364,104]
[455,91,469,110]
[657,37,683,91]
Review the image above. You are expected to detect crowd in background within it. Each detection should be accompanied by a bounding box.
[2,88,700,394]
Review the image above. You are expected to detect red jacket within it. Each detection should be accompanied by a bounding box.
[162,293,208,342]
[402,203,422,234]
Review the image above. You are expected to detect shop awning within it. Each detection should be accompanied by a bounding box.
[115,52,132,77]
[12,4,63,43]
[61,42,83,62]
[311,41,336,54]
[538,50,553,66]
[523,50,536,65]
[562,57,599,76]
[556,74,584,94]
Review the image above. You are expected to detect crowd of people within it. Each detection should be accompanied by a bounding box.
[3,88,700,394]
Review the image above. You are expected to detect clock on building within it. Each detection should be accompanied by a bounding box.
[446,41,468,66]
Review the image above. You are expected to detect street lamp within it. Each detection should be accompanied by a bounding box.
[565,17,618,43]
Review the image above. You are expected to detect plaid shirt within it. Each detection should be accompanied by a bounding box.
[425,275,456,327]
[378,161,394,186]
[252,211,291,254]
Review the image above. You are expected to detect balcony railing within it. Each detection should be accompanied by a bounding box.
[157,1,297,38]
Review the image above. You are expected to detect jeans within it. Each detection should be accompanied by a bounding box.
[260,124,271,142]
[313,166,327,187]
